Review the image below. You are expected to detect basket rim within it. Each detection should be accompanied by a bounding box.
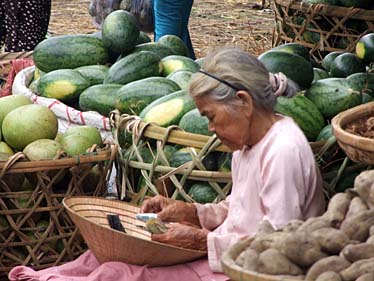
[0,146,114,173]
[332,102,374,152]
[63,196,208,255]
[274,0,374,20]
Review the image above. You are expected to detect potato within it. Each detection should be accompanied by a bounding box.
[357,273,374,281]
[346,197,368,219]
[367,236,374,245]
[340,209,374,242]
[353,170,374,208]
[282,219,303,232]
[297,217,330,233]
[242,248,259,271]
[322,192,352,228]
[315,271,342,281]
[311,227,350,254]
[369,226,374,237]
[305,256,350,281]
[340,258,374,281]
[341,243,374,262]
[235,249,247,267]
[249,231,327,267]
[256,219,275,235]
[257,248,303,276]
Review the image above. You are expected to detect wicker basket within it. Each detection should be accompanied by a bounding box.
[221,237,301,281]
[63,196,207,266]
[0,145,115,278]
[110,111,327,205]
[272,0,374,62]
[332,101,374,165]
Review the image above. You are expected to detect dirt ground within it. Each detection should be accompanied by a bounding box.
[49,0,275,58]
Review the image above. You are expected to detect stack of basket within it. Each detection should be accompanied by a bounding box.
[272,0,374,62]
[0,143,115,277]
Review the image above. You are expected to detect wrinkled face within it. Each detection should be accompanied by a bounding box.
[194,95,251,151]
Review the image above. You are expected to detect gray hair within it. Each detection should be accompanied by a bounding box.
[189,46,299,111]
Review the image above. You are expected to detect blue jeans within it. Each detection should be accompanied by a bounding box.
[151,0,195,59]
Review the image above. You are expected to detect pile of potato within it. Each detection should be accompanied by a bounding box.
[234,170,374,281]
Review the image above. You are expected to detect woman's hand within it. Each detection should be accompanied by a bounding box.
[152,223,209,251]
[140,195,202,227]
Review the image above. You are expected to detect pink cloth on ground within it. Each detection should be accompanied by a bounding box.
[9,251,228,281]
[195,116,326,272]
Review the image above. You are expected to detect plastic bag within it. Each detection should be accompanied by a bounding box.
[123,0,154,33]
[88,0,122,29]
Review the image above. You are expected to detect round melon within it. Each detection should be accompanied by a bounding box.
[321,51,345,72]
[188,182,218,204]
[102,10,140,54]
[2,104,58,151]
[0,95,32,127]
[330,53,366,78]
[23,139,63,161]
[0,142,14,155]
[61,135,96,156]
[63,125,103,146]
[356,33,374,63]
[158,34,189,57]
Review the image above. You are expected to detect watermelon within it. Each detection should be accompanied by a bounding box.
[157,34,189,57]
[305,78,362,119]
[258,50,314,90]
[104,51,162,85]
[115,77,181,115]
[37,69,91,102]
[274,94,326,141]
[356,33,374,63]
[33,35,109,72]
[161,55,200,77]
[329,53,366,78]
[79,84,123,116]
[140,90,196,127]
[75,65,109,86]
[101,10,139,54]
[179,108,212,136]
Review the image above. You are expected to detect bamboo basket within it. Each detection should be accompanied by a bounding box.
[110,111,327,205]
[332,101,374,165]
[272,0,374,62]
[0,145,115,278]
[221,237,301,281]
[63,196,207,266]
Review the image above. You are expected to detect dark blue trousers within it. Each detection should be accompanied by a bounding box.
[151,0,195,59]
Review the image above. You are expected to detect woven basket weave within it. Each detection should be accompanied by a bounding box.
[0,145,115,278]
[110,111,326,205]
[63,196,207,266]
[332,101,374,165]
[272,0,374,62]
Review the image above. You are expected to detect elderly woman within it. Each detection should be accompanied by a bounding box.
[9,47,325,281]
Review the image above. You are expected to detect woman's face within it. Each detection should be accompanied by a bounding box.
[194,94,252,151]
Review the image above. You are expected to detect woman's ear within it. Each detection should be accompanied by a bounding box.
[236,91,253,118]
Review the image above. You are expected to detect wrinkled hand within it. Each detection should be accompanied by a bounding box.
[152,223,209,251]
[140,195,201,227]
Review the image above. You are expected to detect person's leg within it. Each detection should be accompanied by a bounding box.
[153,0,183,42]
[180,0,195,59]
[153,0,195,59]
[5,0,51,52]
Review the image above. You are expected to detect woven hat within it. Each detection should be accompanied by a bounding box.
[63,196,207,266]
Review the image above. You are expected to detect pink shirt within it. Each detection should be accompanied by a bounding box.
[196,116,326,272]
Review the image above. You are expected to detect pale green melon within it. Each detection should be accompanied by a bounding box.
[23,139,62,161]
[2,104,58,150]
[63,125,103,146]
[0,95,32,127]
[0,142,14,155]
[61,135,95,156]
